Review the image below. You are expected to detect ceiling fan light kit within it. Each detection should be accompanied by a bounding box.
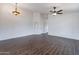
[52,12,57,16]
[12,10,20,16]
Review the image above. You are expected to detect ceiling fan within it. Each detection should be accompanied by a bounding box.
[12,3,21,16]
[49,6,63,16]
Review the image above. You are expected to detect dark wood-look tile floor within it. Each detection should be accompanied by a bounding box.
[0,33,79,55]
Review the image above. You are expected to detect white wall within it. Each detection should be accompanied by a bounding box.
[48,11,79,40]
[41,14,48,33]
[33,13,48,34]
[0,4,47,41]
[0,4,33,40]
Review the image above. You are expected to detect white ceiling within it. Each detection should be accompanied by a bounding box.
[19,3,79,14]
[1,3,79,14]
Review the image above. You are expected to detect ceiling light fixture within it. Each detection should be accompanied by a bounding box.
[12,3,21,16]
[52,12,57,16]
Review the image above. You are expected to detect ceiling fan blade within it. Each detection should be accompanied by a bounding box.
[57,12,63,14]
[49,10,53,12]
[57,10,63,13]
